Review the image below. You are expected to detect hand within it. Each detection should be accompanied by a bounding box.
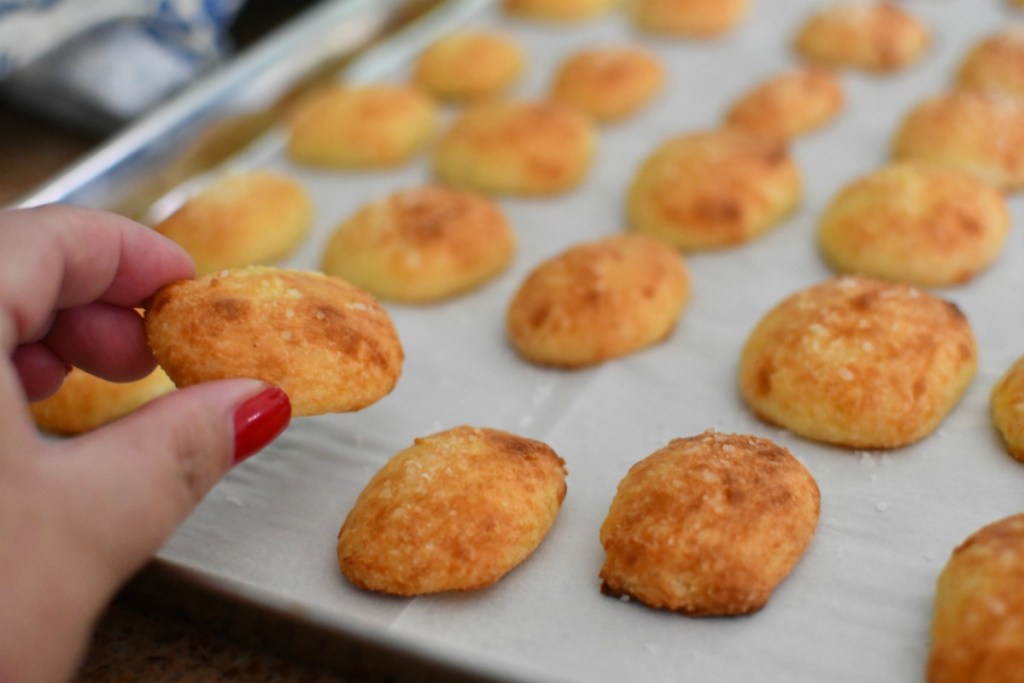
[0,205,291,683]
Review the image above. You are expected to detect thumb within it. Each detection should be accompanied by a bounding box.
[46,379,291,586]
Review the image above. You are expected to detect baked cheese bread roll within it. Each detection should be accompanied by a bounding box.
[550,47,665,123]
[287,85,437,169]
[434,100,595,196]
[928,514,1024,683]
[507,234,690,367]
[725,67,844,141]
[628,128,801,250]
[793,2,929,73]
[30,367,175,435]
[145,267,403,417]
[957,27,1024,97]
[321,186,515,303]
[338,426,567,596]
[154,171,313,276]
[891,90,1024,192]
[817,162,1010,286]
[503,0,618,22]
[739,276,977,449]
[991,356,1024,462]
[600,431,820,615]
[632,0,749,38]
[414,31,525,102]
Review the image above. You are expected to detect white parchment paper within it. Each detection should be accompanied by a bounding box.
[161,1,1024,681]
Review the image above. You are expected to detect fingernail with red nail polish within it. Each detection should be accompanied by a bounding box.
[233,387,291,464]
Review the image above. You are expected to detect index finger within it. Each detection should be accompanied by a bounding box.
[0,205,195,347]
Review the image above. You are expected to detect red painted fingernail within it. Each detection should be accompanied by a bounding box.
[233,387,291,464]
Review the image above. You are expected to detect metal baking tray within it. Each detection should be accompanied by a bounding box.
[16,1,1024,681]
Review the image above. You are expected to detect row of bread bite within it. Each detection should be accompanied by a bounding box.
[156,6,1024,287]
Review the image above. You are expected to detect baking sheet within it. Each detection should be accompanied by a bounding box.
[36,0,1024,681]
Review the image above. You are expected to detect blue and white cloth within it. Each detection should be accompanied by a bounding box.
[0,0,245,131]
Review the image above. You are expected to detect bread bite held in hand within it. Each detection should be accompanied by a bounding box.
[145,267,403,417]
[337,426,567,596]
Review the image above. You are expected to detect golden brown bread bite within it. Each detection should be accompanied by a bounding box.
[991,356,1024,462]
[502,0,618,22]
[891,90,1024,192]
[600,430,820,615]
[792,2,929,73]
[739,276,977,449]
[154,171,313,276]
[321,186,516,303]
[817,162,1010,287]
[286,85,437,169]
[632,0,749,38]
[627,128,801,250]
[507,234,690,367]
[337,426,567,596]
[30,367,175,435]
[928,514,1024,683]
[413,31,525,102]
[957,27,1024,97]
[434,100,595,196]
[549,47,665,123]
[725,67,844,141]
[145,267,403,417]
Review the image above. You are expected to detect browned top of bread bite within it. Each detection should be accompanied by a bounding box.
[739,276,977,448]
[338,425,567,596]
[414,30,525,101]
[321,185,515,303]
[600,430,820,615]
[145,267,403,416]
[929,514,1024,682]
[434,100,595,196]
[507,234,690,367]
[793,2,930,73]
